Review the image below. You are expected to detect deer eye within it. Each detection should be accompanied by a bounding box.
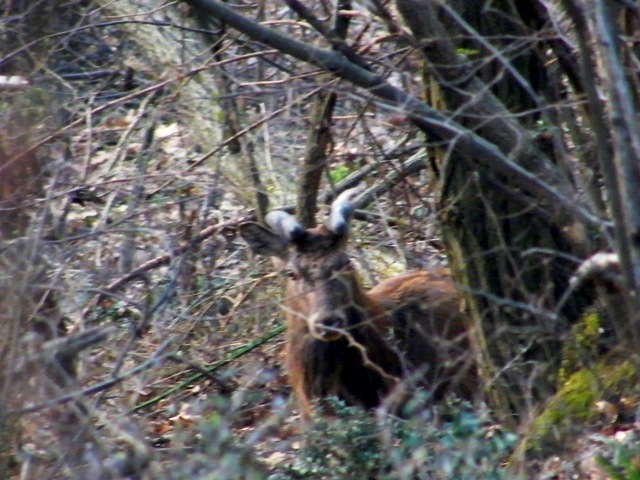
[282,269,298,280]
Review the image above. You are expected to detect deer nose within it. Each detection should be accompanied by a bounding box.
[309,313,346,340]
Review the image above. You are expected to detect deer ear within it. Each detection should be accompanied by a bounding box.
[239,222,289,257]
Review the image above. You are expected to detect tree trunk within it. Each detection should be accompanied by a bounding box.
[0,3,112,475]
[397,0,596,420]
[98,0,224,152]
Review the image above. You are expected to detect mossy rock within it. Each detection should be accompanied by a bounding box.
[558,310,603,382]
[518,359,639,457]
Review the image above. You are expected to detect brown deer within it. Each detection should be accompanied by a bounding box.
[239,189,477,419]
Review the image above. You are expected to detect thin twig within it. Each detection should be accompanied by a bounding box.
[130,324,286,412]
[80,214,254,321]
[7,340,172,416]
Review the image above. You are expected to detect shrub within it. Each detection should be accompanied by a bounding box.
[270,396,516,480]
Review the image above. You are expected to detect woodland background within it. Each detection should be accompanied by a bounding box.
[1,0,640,478]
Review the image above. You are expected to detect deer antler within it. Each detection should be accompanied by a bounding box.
[265,210,304,240]
[328,186,363,235]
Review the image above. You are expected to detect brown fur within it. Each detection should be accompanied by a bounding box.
[241,221,478,419]
[370,270,478,401]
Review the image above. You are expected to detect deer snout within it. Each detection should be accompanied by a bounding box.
[309,312,346,341]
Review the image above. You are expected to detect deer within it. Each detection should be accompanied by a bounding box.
[239,188,478,420]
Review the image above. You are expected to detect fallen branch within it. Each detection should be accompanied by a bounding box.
[81,169,423,323]
[8,339,171,416]
[80,214,254,321]
[130,323,286,412]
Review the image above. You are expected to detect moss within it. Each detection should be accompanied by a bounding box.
[558,310,602,383]
[522,360,639,456]
[510,305,640,463]
[531,369,598,444]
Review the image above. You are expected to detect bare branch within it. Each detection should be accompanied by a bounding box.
[185,0,603,232]
[80,214,254,320]
[594,0,640,306]
[8,340,171,416]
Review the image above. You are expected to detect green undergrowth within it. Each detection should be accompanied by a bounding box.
[270,396,516,480]
[518,310,640,458]
[594,434,640,480]
[527,361,637,452]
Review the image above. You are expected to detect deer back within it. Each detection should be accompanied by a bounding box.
[370,270,478,400]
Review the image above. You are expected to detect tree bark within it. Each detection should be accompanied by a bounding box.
[396,0,596,420]
[98,0,224,152]
[290,0,353,228]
